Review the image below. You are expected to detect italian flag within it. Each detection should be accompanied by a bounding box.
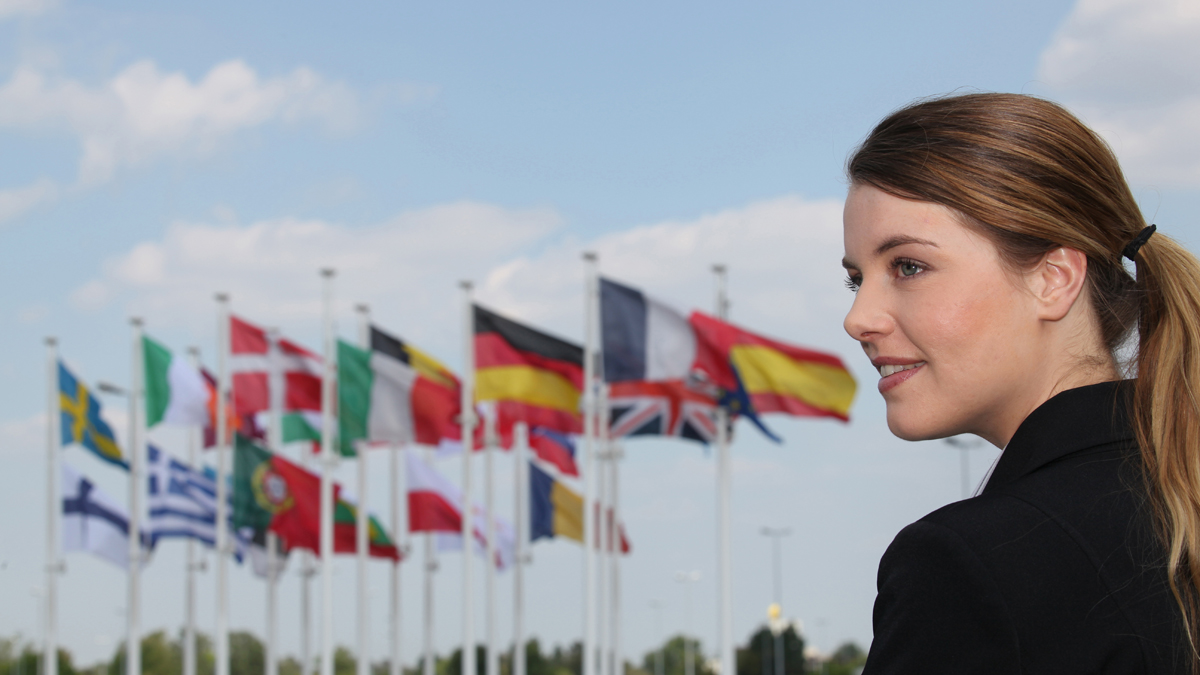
[143,335,210,427]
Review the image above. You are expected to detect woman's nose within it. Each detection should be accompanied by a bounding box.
[843,281,893,344]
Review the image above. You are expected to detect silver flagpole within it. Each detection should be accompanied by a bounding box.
[320,269,337,675]
[485,408,497,675]
[610,440,623,675]
[215,293,231,675]
[44,337,60,675]
[128,317,144,675]
[713,264,734,675]
[512,422,527,675]
[459,280,476,675]
[390,441,404,675]
[582,252,598,675]
[423,445,437,675]
[356,305,371,675]
[597,442,608,675]
[185,347,203,675]
[267,328,284,675]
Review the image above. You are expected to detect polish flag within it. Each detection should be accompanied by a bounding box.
[406,451,515,569]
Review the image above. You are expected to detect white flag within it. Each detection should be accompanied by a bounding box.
[62,463,147,569]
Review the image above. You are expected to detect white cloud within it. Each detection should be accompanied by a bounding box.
[0,178,57,222]
[0,59,359,185]
[0,412,46,455]
[76,194,860,371]
[1038,0,1200,186]
[0,0,54,20]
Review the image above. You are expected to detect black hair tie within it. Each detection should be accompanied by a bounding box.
[1122,224,1156,262]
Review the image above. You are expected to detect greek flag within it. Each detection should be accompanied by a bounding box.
[146,445,247,559]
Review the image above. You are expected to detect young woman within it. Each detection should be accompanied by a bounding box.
[841,93,1200,673]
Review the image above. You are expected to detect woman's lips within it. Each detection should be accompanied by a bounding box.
[877,361,925,394]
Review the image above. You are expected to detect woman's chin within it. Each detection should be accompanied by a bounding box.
[886,412,950,442]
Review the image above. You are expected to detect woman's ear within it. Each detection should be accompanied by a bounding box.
[1031,247,1089,322]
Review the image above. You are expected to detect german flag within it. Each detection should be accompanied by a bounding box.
[474,305,584,434]
[689,312,856,422]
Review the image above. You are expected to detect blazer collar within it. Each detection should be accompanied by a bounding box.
[982,380,1135,495]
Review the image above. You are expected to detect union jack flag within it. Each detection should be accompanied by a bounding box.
[607,380,719,444]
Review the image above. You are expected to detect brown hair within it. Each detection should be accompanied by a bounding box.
[848,92,1200,662]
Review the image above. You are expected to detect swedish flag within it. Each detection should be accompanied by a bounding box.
[59,361,125,469]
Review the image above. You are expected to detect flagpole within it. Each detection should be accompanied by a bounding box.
[216,293,231,675]
[610,438,623,675]
[128,317,144,675]
[185,347,203,675]
[355,304,371,675]
[44,336,60,675]
[600,384,616,675]
[582,252,598,675]
[390,441,404,675]
[512,422,527,675]
[485,407,497,675]
[267,328,284,675]
[459,280,476,675]
[713,264,734,675]
[597,400,609,675]
[320,269,337,675]
[423,445,437,675]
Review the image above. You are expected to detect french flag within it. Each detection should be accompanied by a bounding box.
[600,277,698,382]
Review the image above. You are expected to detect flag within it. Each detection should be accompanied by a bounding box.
[474,304,584,435]
[529,461,631,554]
[406,451,513,569]
[608,380,718,444]
[58,361,124,468]
[229,315,324,443]
[143,336,209,427]
[599,276,697,382]
[233,434,398,559]
[688,312,857,421]
[338,326,462,456]
[62,463,148,568]
[232,433,324,553]
[145,445,248,559]
[529,460,583,544]
[334,493,402,560]
[528,427,579,477]
[201,367,245,448]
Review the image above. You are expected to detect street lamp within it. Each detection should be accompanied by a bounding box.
[760,528,791,675]
[674,571,701,675]
[944,436,985,499]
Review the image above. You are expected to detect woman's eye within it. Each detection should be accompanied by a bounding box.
[898,261,922,277]
[845,274,862,292]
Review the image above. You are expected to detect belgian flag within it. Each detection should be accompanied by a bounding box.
[474,304,584,434]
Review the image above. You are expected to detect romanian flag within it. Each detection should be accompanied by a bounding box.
[474,305,584,435]
[529,461,584,544]
[58,361,125,468]
[689,312,856,421]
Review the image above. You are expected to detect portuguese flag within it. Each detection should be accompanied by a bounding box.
[232,433,399,559]
[473,304,584,435]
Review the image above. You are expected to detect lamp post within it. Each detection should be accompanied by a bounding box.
[760,528,790,675]
[674,571,701,675]
[945,436,985,500]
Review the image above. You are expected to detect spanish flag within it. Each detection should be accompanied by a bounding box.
[474,304,584,434]
[689,312,856,422]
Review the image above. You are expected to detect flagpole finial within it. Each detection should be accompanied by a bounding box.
[355,303,369,314]
[188,346,200,357]
[583,251,597,262]
[215,292,230,303]
[130,317,144,328]
[459,280,473,291]
[45,336,57,347]
[321,268,335,279]
[712,264,727,275]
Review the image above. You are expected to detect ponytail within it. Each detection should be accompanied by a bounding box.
[1132,235,1200,658]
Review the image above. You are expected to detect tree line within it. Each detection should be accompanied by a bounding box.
[0,626,865,675]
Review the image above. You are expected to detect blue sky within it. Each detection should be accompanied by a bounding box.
[3,0,1200,667]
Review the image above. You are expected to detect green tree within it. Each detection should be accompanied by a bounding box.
[228,632,263,675]
[818,643,865,675]
[640,636,713,675]
[735,626,805,675]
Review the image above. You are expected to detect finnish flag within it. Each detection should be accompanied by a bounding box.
[62,463,148,569]
[599,277,698,383]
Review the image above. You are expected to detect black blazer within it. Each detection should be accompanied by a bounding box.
[862,381,1188,674]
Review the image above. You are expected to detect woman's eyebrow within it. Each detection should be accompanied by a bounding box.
[876,235,938,256]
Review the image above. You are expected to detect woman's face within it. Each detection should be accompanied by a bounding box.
[842,184,1046,445]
